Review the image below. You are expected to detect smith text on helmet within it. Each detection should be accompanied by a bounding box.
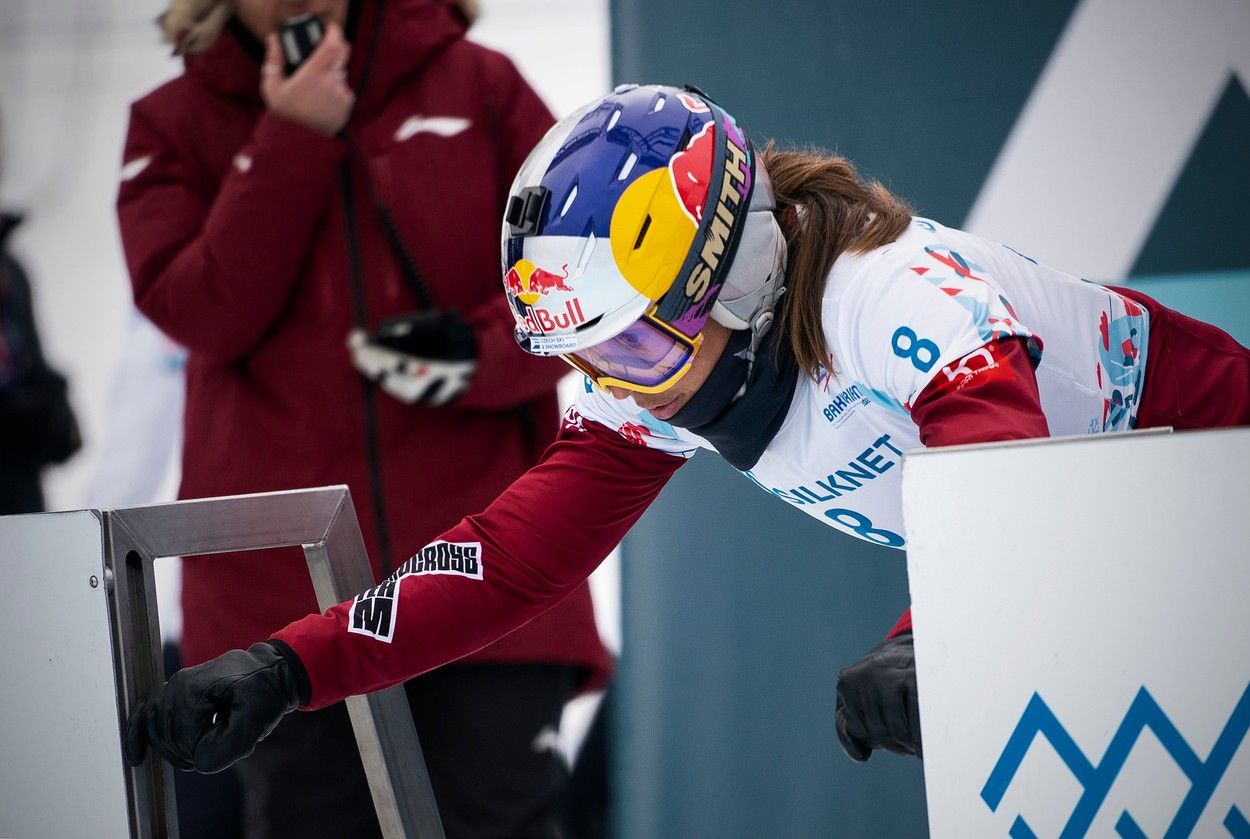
[685,133,750,304]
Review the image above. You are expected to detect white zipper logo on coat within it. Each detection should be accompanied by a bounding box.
[394,115,471,142]
[120,155,152,181]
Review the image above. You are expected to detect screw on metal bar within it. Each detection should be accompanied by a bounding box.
[89,575,99,588]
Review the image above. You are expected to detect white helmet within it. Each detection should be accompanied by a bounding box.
[502,84,785,393]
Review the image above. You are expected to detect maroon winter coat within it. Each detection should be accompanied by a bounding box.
[116,0,611,686]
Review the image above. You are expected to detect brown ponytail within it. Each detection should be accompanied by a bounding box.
[761,144,913,378]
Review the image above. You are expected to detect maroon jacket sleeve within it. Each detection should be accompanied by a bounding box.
[910,336,1050,447]
[272,416,685,709]
[455,52,571,411]
[887,336,1049,638]
[116,104,346,364]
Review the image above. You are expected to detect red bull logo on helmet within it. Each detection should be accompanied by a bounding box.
[523,298,587,334]
[606,112,750,309]
[505,258,587,335]
[504,258,575,305]
[606,121,716,303]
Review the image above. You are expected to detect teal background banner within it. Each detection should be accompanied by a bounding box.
[608,1,1249,835]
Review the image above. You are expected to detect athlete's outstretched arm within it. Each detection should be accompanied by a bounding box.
[124,414,683,772]
[275,416,684,708]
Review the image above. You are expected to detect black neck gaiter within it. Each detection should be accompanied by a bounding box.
[666,328,751,429]
[667,324,800,471]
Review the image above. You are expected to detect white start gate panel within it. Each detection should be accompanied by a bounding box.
[0,511,132,838]
[902,427,1249,838]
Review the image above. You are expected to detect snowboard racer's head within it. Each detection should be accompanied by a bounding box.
[501,84,786,395]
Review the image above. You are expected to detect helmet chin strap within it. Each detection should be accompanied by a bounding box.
[711,279,786,399]
[710,216,787,391]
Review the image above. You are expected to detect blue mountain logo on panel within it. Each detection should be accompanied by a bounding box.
[982,683,1250,838]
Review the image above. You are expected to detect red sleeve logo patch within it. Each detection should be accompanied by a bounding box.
[929,341,1010,396]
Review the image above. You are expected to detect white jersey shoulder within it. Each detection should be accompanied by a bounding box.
[822,219,1040,414]
[744,218,1151,550]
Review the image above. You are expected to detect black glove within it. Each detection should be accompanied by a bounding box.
[348,309,477,406]
[124,641,308,773]
[835,630,922,762]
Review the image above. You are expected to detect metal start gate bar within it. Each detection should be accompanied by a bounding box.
[0,486,444,838]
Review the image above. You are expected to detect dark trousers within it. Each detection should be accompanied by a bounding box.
[234,664,578,839]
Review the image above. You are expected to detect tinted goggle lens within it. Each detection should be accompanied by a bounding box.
[563,316,701,394]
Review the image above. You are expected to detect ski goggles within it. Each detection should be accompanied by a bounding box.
[560,309,704,394]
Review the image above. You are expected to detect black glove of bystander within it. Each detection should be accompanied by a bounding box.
[124,641,309,774]
[835,630,922,762]
[348,309,477,406]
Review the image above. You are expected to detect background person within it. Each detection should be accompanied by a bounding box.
[126,83,1250,789]
[116,1,611,835]
[0,210,81,515]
